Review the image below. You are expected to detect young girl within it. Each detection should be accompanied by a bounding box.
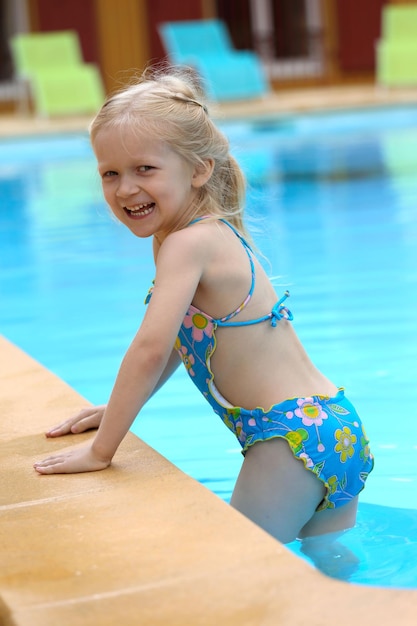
[34,66,374,544]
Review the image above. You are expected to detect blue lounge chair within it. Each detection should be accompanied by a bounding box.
[158,19,269,101]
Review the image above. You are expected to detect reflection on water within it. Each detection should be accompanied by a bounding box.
[289,503,417,587]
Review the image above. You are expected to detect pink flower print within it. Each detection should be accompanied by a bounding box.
[294,398,328,427]
[299,452,314,468]
[183,310,213,342]
[178,345,195,377]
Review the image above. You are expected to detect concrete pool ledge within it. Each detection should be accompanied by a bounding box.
[0,335,416,626]
[2,84,417,137]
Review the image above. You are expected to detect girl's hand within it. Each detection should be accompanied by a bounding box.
[45,405,107,438]
[34,445,111,475]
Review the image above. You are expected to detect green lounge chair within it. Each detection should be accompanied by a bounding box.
[376,5,417,87]
[10,30,105,116]
[158,19,269,101]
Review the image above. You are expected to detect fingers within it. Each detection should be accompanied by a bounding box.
[70,408,104,433]
[45,419,78,438]
[33,446,111,475]
[45,405,106,438]
[34,455,71,474]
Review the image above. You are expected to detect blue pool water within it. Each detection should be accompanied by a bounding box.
[1,104,417,587]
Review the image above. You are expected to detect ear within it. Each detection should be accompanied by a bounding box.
[191,158,215,188]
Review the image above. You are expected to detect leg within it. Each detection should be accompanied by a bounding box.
[299,496,358,538]
[299,527,361,580]
[230,438,326,544]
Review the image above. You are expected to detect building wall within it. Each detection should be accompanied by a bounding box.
[5,0,414,97]
[27,0,99,63]
[334,0,387,74]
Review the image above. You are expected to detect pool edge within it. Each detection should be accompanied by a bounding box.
[1,334,416,626]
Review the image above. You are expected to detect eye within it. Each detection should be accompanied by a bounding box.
[137,165,153,173]
[102,170,118,178]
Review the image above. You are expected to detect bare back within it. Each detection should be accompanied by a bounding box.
[185,219,337,410]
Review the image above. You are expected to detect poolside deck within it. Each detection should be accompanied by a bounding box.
[1,83,417,137]
[2,82,417,625]
[2,336,417,625]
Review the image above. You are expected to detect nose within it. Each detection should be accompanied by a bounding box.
[116,173,140,200]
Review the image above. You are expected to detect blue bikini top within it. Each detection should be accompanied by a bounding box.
[145,217,293,444]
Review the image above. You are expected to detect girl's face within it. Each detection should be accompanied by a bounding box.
[93,125,211,241]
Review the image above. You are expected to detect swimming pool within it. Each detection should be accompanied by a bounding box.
[1,104,417,587]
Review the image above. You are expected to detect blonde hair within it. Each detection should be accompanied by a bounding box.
[89,65,250,239]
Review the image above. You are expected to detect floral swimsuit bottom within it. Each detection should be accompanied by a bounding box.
[146,218,374,511]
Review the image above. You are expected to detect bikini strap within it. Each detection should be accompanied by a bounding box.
[199,220,293,327]
[217,290,293,328]
[188,217,256,323]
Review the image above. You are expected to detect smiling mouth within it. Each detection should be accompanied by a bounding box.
[124,202,155,218]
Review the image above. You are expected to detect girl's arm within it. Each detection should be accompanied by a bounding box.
[45,349,181,438]
[34,229,206,475]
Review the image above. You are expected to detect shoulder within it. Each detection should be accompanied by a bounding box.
[150,226,217,305]
[150,228,209,292]
[156,221,221,266]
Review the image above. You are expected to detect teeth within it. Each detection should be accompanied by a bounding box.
[127,202,154,215]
